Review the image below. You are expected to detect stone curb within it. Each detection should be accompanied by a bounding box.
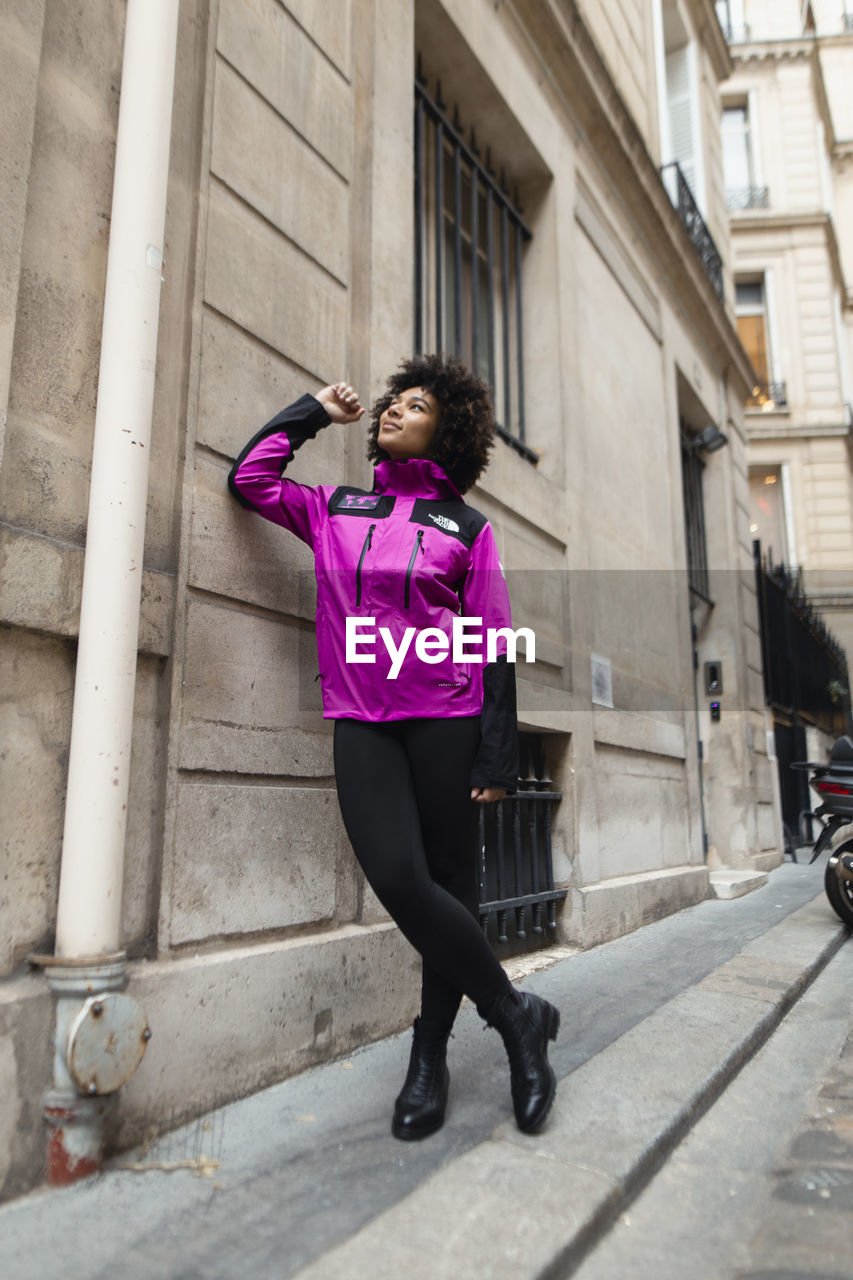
[291,898,850,1280]
[708,868,768,899]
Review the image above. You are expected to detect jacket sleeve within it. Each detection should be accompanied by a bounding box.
[227,393,331,547]
[460,522,520,793]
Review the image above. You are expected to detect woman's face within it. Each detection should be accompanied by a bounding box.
[377,386,440,460]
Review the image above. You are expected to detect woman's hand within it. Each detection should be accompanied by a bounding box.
[316,382,365,425]
[470,786,507,804]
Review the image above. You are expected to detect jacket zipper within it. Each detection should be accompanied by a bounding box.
[355,523,376,607]
[404,529,425,608]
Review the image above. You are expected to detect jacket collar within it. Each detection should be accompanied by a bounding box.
[371,457,462,500]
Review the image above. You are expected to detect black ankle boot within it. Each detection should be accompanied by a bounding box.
[482,988,560,1133]
[392,1018,451,1141]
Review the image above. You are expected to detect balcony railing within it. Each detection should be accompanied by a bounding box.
[726,185,770,211]
[718,18,752,42]
[661,162,724,301]
[747,380,788,411]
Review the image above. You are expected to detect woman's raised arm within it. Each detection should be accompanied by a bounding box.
[228,393,334,545]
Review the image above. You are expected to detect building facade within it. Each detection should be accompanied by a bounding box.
[718,0,853,658]
[1,0,781,1198]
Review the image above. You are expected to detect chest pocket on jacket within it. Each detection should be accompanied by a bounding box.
[402,527,471,614]
[404,529,425,608]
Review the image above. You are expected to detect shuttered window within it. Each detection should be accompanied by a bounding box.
[666,46,696,196]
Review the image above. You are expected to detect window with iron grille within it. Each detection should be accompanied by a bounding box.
[681,430,712,604]
[477,734,567,952]
[414,70,534,459]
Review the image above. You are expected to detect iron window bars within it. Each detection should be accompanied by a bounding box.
[681,432,712,604]
[414,73,535,460]
[478,734,567,946]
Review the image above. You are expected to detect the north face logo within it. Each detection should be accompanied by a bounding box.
[429,513,460,533]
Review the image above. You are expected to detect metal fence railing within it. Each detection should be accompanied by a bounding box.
[754,541,851,736]
[754,540,851,852]
[478,734,566,949]
[719,21,752,42]
[726,185,769,211]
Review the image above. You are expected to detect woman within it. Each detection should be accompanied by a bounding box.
[228,354,560,1139]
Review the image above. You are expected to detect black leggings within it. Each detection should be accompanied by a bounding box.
[333,716,512,1032]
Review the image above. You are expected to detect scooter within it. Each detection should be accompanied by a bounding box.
[792,734,853,926]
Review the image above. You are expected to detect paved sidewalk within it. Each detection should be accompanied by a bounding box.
[571,939,853,1279]
[1,862,848,1280]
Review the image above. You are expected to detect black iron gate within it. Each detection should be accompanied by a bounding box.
[772,719,810,850]
[753,541,851,852]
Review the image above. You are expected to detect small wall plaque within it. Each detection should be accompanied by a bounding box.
[591,653,613,709]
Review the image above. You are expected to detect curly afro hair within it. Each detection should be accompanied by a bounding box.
[367,354,495,494]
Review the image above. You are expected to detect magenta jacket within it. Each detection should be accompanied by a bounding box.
[228,395,518,790]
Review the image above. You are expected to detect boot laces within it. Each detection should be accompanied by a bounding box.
[491,995,546,1081]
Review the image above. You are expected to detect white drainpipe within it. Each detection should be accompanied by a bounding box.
[40,0,180,1185]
